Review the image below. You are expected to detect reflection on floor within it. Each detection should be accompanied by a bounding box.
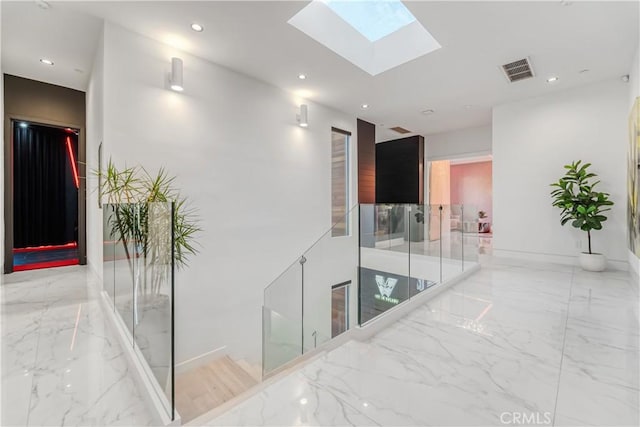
[1,266,153,426]
[175,356,260,423]
[206,259,639,426]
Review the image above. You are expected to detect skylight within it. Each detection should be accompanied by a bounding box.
[288,0,441,75]
[324,0,417,42]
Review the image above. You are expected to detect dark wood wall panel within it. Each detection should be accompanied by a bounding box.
[375,135,424,204]
[357,119,376,204]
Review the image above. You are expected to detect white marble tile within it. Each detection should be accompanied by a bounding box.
[305,325,560,427]
[568,294,639,332]
[209,370,380,426]
[1,266,154,427]
[554,358,639,426]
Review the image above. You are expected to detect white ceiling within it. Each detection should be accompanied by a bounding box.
[2,1,638,135]
[1,1,102,91]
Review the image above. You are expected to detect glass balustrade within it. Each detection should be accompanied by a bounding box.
[262,203,481,374]
[263,205,359,376]
[102,202,175,421]
[359,204,410,324]
[101,200,480,404]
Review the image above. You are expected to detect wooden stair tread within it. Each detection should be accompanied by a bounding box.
[175,356,259,423]
[235,359,262,382]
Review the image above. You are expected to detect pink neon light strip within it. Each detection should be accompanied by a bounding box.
[66,136,80,189]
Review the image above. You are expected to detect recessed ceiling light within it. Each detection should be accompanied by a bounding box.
[298,73,307,80]
[361,104,369,110]
[546,76,559,83]
[622,75,630,83]
[422,109,435,115]
[299,398,308,405]
[190,23,204,32]
[40,58,54,66]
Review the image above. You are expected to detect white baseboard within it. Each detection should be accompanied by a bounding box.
[493,249,628,271]
[99,291,180,426]
[175,346,227,375]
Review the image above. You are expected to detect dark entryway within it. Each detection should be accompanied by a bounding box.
[11,121,80,270]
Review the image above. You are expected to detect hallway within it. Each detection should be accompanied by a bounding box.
[1,266,153,426]
[207,259,639,426]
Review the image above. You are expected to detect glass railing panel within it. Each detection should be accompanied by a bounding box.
[111,203,137,344]
[462,204,480,267]
[407,204,439,297]
[426,204,444,283]
[359,204,410,325]
[103,202,175,420]
[102,204,116,307]
[263,259,303,375]
[302,206,358,352]
[441,205,464,282]
[132,202,174,419]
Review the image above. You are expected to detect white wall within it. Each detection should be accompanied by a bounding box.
[493,79,629,268]
[98,22,357,365]
[425,124,492,161]
[86,26,104,278]
[628,45,640,275]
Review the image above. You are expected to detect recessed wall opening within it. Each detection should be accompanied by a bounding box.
[331,128,351,236]
[331,281,350,338]
[11,120,80,271]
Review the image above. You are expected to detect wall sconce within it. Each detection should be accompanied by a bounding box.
[297,104,308,127]
[169,57,184,92]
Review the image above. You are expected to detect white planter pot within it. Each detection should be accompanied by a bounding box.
[579,252,606,272]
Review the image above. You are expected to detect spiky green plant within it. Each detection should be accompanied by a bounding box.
[98,160,200,295]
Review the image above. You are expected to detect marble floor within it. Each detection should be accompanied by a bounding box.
[208,259,639,427]
[1,265,154,426]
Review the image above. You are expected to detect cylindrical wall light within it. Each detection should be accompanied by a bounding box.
[169,57,184,92]
[297,104,308,127]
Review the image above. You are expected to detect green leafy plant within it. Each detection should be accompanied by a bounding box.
[99,160,200,294]
[550,160,614,254]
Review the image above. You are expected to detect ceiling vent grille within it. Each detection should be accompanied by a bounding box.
[389,126,412,134]
[501,57,535,83]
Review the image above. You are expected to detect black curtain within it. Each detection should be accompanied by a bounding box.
[13,122,78,248]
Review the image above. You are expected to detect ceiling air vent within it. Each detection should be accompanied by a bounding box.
[501,57,535,83]
[389,126,412,134]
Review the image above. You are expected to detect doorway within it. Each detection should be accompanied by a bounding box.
[10,120,80,271]
[428,155,493,255]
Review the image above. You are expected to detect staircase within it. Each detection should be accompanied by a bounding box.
[175,356,259,423]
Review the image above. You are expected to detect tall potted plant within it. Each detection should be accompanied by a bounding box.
[550,160,614,271]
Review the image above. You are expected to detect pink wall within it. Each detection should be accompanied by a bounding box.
[450,161,493,219]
